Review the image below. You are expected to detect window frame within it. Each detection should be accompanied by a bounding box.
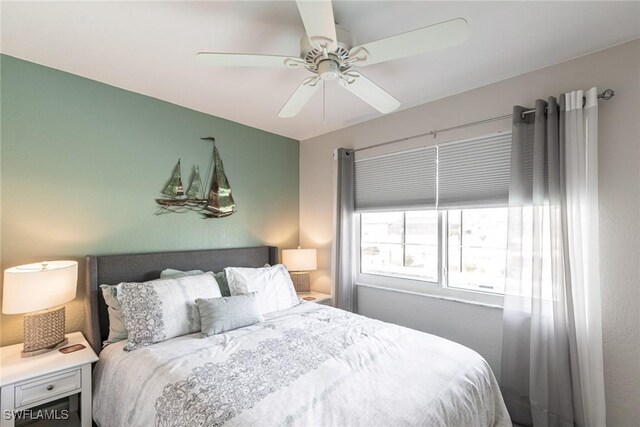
[355,210,505,307]
[359,210,441,284]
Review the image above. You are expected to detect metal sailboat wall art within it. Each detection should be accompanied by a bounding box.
[161,159,185,198]
[155,137,236,218]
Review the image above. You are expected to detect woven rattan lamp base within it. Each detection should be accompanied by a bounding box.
[290,272,311,293]
[22,306,68,357]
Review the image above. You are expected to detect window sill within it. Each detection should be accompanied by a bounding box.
[355,281,504,310]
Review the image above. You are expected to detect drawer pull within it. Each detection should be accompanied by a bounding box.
[46,385,54,391]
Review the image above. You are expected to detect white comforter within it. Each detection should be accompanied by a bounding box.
[93,303,510,427]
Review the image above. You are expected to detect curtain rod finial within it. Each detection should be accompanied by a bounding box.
[599,89,615,100]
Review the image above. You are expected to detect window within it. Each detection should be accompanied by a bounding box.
[354,132,513,301]
[359,207,508,295]
[445,208,508,294]
[360,211,438,282]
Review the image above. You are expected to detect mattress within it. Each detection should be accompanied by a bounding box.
[93,302,511,427]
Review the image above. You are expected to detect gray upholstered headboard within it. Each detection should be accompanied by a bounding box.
[83,246,278,354]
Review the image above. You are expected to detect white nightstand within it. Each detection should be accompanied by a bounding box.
[0,332,98,427]
[297,291,332,304]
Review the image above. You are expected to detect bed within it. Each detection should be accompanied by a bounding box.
[84,246,511,427]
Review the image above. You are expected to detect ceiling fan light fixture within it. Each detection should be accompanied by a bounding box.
[317,60,340,81]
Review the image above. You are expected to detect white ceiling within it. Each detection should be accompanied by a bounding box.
[2,1,639,141]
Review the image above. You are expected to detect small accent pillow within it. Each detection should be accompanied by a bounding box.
[225,264,299,315]
[119,272,221,351]
[196,292,263,336]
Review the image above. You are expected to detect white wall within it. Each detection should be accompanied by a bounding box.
[300,39,640,426]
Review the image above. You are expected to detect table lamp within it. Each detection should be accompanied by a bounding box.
[3,260,78,357]
[282,247,317,293]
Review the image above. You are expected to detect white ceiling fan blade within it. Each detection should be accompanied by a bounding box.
[338,72,400,114]
[296,0,337,51]
[196,53,304,68]
[349,18,468,66]
[278,77,321,118]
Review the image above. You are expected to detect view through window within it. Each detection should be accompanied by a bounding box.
[360,208,509,294]
[361,211,439,282]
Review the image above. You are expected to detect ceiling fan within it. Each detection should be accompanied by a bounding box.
[197,0,468,118]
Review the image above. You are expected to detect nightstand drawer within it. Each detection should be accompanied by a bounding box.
[14,368,81,408]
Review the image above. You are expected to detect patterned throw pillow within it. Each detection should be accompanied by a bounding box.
[118,272,221,351]
[101,269,215,347]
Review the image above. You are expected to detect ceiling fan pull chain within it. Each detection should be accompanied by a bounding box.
[322,80,327,124]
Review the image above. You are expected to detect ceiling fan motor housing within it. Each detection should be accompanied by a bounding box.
[300,24,355,75]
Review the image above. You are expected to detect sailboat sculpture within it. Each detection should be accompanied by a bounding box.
[157,159,186,204]
[204,144,236,218]
[186,166,203,199]
[155,137,236,218]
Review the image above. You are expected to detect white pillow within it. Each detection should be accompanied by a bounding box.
[160,268,204,278]
[225,264,299,315]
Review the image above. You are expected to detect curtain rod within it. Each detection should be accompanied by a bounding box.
[520,88,615,117]
[353,88,615,154]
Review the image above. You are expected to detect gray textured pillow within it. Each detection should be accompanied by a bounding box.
[196,292,263,336]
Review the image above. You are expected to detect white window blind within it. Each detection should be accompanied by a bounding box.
[354,147,437,212]
[437,133,512,208]
[353,133,512,212]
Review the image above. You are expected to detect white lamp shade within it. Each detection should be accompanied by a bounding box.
[2,260,78,314]
[282,248,317,272]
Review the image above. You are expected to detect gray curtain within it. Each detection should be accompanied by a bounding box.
[501,98,577,427]
[331,148,356,312]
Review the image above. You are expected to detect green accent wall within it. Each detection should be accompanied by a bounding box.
[0,55,300,345]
